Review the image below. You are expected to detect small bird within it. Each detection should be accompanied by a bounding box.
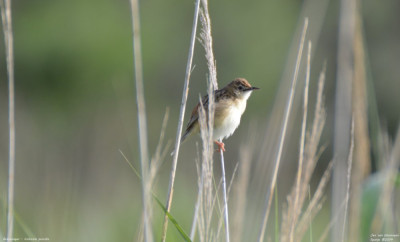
[180,78,259,152]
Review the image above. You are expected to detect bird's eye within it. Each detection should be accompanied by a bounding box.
[238,85,244,90]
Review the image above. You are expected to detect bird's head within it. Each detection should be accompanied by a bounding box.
[227,78,259,100]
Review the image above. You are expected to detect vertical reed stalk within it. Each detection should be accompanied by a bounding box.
[0,0,15,239]
[219,148,230,242]
[258,18,308,242]
[332,0,356,239]
[341,119,355,241]
[129,0,152,241]
[199,0,230,239]
[349,2,370,240]
[161,0,201,240]
[190,155,204,240]
[231,126,256,242]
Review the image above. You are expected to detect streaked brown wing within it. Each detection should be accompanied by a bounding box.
[181,88,226,142]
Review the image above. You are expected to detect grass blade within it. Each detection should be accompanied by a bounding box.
[155,196,192,242]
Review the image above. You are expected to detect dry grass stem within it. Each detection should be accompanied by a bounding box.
[289,40,312,242]
[199,0,232,240]
[136,213,144,242]
[299,66,326,191]
[317,199,348,242]
[332,0,356,239]
[161,0,201,240]
[349,5,370,240]
[253,0,330,198]
[198,99,215,241]
[149,108,170,188]
[232,125,257,242]
[258,18,308,242]
[282,56,327,242]
[226,163,239,200]
[199,0,217,89]
[191,152,203,241]
[0,0,15,238]
[129,0,152,240]
[295,160,334,239]
[341,118,355,242]
[216,163,239,240]
[119,107,169,242]
[219,142,230,242]
[295,64,327,210]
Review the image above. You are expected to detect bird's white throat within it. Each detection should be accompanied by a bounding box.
[241,90,252,101]
[213,91,253,141]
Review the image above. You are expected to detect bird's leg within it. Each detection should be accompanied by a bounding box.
[214,140,225,152]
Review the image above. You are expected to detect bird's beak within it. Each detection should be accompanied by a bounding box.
[249,86,260,91]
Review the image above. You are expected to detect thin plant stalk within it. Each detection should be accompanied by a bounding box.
[341,119,355,242]
[349,4,370,240]
[190,144,206,241]
[198,97,215,241]
[219,148,230,242]
[308,187,312,242]
[282,61,327,242]
[295,160,334,239]
[199,0,230,240]
[289,41,312,242]
[232,125,256,242]
[0,0,15,239]
[149,108,171,188]
[215,162,239,241]
[190,155,203,240]
[161,0,201,240]
[317,199,348,242]
[129,0,152,241]
[189,188,200,240]
[332,0,356,239]
[274,186,279,242]
[258,18,308,242]
[199,0,217,88]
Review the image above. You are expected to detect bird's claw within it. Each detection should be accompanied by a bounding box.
[214,140,225,152]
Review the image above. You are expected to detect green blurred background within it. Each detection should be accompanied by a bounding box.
[0,0,399,241]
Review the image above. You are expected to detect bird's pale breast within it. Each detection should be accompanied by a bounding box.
[213,98,247,140]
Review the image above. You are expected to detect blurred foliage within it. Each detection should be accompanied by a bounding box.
[361,173,400,242]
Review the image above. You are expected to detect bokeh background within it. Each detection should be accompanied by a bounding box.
[0,0,399,241]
